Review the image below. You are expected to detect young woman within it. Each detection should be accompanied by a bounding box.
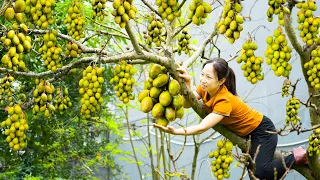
[153,58,307,180]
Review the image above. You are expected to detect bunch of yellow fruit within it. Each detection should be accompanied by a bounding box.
[156,0,181,22]
[308,128,320,156]
[78,66,105,119]
[208,139,234,180]
[109,60,135,104]
[64,0,86,40]
[54,87,72,114]
[1,24,31,71]
[91,0,108,20]
[138,64,184,126]
[285,97,301,126]
[217,0,244,44]
[144,15,166,47]
[65,42,82,58]
[38,30,63,72]
[32,79,56,118]
[0,74,16,105]
[265,27,292,77]
[237,40,264,84]
[303,47,320,89]
[188,0,212,26]
[112,0,137,28]
[177,29,192,55]
[1,104,29,151]
[4,0,27,23]
[296,1,319,46]
[24,0,56,29]
[281,80,291,97]
[266,0,290,26]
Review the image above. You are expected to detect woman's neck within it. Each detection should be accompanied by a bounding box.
[208,85,222,98]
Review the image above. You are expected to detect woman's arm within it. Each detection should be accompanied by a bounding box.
[153,113,224,135]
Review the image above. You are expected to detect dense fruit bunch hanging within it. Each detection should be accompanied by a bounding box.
[138,64,184,126]
[208,139,234,180]
[266,0,290,26]
[38,30,63,72]
[308,128,320,156]
[144,15,166,47]
[1,104,29,151]
[188,0,212,26]
[237,39,264,84]
[32,79,56,118]
[281,80,290,97]
[54,87,72,114]
[304,47,320,89]
[64,0,85,40]
[1,24,30,71]
[91,0,108,20]
[265,27,292,77]
[78,66,105,119]
[112,0,137,28]
[296,0,319,46]
[0,74,15,105]
[24,0,56,29]
[285,97,301,126]
[177,29,192,55]
[156,0,181,22]
[217,0,244,44]
[65,42,82,58]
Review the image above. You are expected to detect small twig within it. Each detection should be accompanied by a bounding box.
[85,16,126,35]
[291,78,301,97]
[173,20,192,38]
[154,168,165,180]
[141,0,161,17]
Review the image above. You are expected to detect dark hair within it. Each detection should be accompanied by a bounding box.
[203,58,237,95]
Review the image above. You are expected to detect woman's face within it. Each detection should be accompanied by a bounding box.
[200,63,223,94]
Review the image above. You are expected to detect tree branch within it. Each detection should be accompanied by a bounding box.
[141,0,162,17]
[125,23,143,54]
[173,20,192,38]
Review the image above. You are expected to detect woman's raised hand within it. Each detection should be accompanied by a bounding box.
[177,66,191,86]
[152,123,176,134]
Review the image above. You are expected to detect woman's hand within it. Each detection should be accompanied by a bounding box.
[177,66,191,87]
[152,123,177,134]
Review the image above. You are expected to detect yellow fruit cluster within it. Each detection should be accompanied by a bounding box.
[308,128,320,156]
[24,0,56,29]
[109,60,135,104]
[1,104,29,151]
[281,80,290,97]
[38,30,63,72]
[177,29,192,55]
[65,42,82,58]
[188,0,212,26]
[208,139,233,180]
[266,0,290,26]
[304,47,320,89]
[0,74,15,105]
[138,64,184,126]
[32,79,56,118]
[265,27,292,77]
[112,0,137,28]
[55,87,72,114]
[156,0,181,22]
[78,66,105,119]
[1,24,30,71]
[296,1,320,46]
[217,0,243,44]
[64,0,85,40]
[144,15,166,47]
[4,0,27,23]
[91,0,108,20]
[285,97,300,126]
[237,40,264,84]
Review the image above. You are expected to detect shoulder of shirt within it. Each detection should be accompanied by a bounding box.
[216,85,233,101]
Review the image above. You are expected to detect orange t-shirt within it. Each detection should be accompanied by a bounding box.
[196,85,263,136]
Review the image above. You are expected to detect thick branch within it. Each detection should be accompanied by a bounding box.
[141,0,162,17]
[125,23,143,54]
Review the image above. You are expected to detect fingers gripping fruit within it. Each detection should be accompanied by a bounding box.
[237,39,264,84]
[109,60,135,104]
[266,0,290,26]
[265,27,292,77]
[308,128,320,156]
[144,15,166,48]
[79,66,105,119]
[55,87,72,114]
[138,64,184,126]
[177,29,192,55]
[281,79,291,97]
[92,0,108,20]
[32,79,55,118]
[208,139,234,180]
[304,47,320,89]
[285,97,301,127]
[24,0,56,29]
[217,0,244,44]
[38,30,63,72]
[296,1,320,46]
[64,0,85,40]
[188,0,212,26]
[0,104,29,151]
[1,24,31,71]
[112,0,137,28]
[156,0,181,22]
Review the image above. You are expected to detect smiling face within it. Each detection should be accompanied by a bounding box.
[200,63,225,96]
